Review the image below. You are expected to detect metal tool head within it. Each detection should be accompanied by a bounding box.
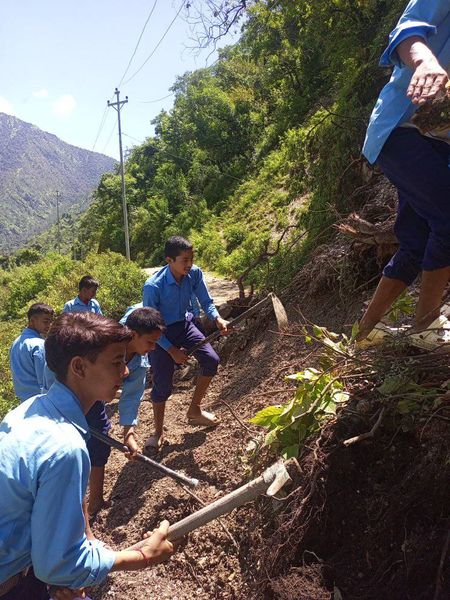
[269,293,289,331]
[262,460,292,497]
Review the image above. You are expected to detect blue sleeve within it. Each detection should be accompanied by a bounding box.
[42,362,56,392]
[62,302,71,313]
[190,293,201,317]
[193,269,219,322]
[380,1,448,67]
[143,282,172,351]
[95,301,103,315]
[118,364,146,426]
[31,445,115,587]
[32,345,46,392]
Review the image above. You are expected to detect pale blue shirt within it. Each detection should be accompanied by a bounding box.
[143,265,219,351]
[0,382,115,587]
[9,327,46,401]
[119,302,143,325]
[63,296,103,314]
[363,1,450,164]
[118,352,149,426]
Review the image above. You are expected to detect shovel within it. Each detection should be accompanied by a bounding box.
[129,459,295,545]
[187,292,288,356]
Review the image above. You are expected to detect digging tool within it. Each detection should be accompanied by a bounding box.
[187,292,288,356]
[129,459,294,546]
[89,427,199,488]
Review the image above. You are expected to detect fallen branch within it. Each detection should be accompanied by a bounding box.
[343,407,386,447]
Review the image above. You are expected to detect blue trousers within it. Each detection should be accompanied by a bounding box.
[377,127,450,285]
[151,318,219,403]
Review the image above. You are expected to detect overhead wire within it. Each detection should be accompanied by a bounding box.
[91,106,109,152]
[117,0,159,88]
[122,1,185,86]
[101,120,117,155]
[137,92,175,104]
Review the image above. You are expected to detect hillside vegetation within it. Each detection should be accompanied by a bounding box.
[74,0,404,290]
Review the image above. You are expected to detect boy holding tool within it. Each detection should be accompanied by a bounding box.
[87,307,165,515]
[0,312,174,600]
[143,235,230,452]
[10,303,55,401]
[63,275,102,314]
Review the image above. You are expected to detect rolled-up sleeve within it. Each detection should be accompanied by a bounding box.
[31,445,115,587]
[193,270,219,322]
[118,362,147,426]
[143,282,172,350]
[32,345,46,392]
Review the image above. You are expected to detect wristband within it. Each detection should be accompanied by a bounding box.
[137,548,150,566]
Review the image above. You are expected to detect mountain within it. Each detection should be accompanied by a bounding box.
[0,113,116,252]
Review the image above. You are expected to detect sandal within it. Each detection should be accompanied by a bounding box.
[187,410,220,427]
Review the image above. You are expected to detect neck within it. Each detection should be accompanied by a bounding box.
[64,378,97,415]
[169,264,183,283]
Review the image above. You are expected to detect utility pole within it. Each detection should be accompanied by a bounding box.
[55,191,61,254]
[107,88,130,261]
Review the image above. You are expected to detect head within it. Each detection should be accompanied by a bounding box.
[126,307,165,355]
[45,313,132,408]
[165,236,194,279]
[27,303,55,335]
[78,275,99,302]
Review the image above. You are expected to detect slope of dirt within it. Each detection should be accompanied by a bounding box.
[90,260,449,599]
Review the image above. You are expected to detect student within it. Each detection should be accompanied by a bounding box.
[63,275,102,314]
[359,0,450,340]
[142,235,230,451]
[87,307,165,514]
[9,303,55,401]
[0,312,174,600]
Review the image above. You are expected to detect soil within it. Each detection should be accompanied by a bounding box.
[90,263,449,599]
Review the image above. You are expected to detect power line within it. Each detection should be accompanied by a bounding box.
[137,92,175,104]
[117,0,159,88]
[92,106,109,152]
[122,1,185,86]
[101,120,117,155]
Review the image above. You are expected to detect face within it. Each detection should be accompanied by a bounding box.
[167,249,194,278]
[80,286,97,302]
[132,330,162,355]
[71,342,129,404]
[30,313,54,335]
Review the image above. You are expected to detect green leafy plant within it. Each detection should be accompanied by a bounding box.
[250,368,348,459]
[386,290,415,323]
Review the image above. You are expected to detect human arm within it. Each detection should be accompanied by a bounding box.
[143,282,173,351]
[32,344,46,392]
[118,358,147,453]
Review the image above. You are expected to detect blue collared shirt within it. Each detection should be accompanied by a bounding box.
[118,352,149,426]
[142,265,219,351]
[119,302,143,325]
[9,328,46,401]
[363,1,450,164]
[0,381,115,587]
[63,296,103,314]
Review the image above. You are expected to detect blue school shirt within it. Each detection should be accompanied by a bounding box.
[9,328,46,401]
[63,296,103,314]
[119,302,143,325]
[143,265,219,351]
[118,352,150,426]
[0,381,115,587]
[363,0,450,164]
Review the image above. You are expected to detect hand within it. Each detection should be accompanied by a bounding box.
[140,520,175,566]
[407,58,448,105]
[48,586,87,599]
[124,430,140,458]
[215,316,231,336]
[169,347,188,364]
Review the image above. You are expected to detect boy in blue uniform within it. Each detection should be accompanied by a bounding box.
[359,0,450,340]
[143,236,230,451]
[87,307,164,515]
[0,312,174,599]
[9,303,55,401]
[63,275,102,314]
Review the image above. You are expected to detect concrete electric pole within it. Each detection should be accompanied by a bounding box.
[107,88,130,261]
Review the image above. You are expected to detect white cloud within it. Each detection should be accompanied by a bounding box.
[52,94,76,117]
[33,88,49,98]
[0,96,15,115]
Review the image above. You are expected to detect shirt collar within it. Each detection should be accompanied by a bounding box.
[46,381,89,438]
[75,296,90,306]
[23,327,42,338]
[164,266,178,286]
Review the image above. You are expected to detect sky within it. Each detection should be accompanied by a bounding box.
[0,1,239,160]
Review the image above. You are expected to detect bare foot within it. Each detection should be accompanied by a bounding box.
[144,433,165,453]
[187,408,220,427]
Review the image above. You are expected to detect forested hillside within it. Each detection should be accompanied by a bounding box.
[76,0,404,288]
[0,113,116,252]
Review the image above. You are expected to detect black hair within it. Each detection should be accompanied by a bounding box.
[78,275,99,292]
[27,303,55,320]
[164,236,193,260]
[45,312,132,381]
[125,307,165,335]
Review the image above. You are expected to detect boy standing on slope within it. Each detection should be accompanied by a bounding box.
[143,235,230,451]
[87,307,165,514]
[0,312,174,600]
[63,275,103,314]
[10,303,55,401]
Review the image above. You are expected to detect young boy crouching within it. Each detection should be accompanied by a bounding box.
[0,312,174,600]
